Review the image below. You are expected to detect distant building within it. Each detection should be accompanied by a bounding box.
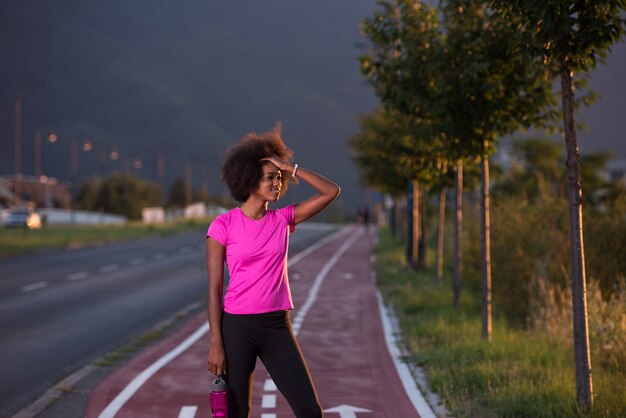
[0,175,72,209]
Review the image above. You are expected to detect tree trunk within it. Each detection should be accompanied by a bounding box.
[436,188,446,286]
[390,198,397,238]
[561,67,593,410]
[481,142,492,341]
[406,183,413,266]
[406,180,420,269]
[453,159,463,308]
[395,197,402,238]
[417,189,427,270]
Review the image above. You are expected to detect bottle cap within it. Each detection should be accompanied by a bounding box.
[211,377,227,392]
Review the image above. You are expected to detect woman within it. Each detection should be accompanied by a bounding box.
[206,125,340,418]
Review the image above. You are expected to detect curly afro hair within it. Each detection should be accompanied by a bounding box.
[221,123,294,202]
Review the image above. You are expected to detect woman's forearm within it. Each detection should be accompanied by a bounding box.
[208,286,223,345]
[295,167,340,199]
[206,240,225,346]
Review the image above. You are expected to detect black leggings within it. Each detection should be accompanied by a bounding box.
[221,310,323,418]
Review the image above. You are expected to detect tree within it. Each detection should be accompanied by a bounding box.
[360,1,455,270]
[441,0,557,340]
[168,178,188,208]
[489,0,626,409]
[75,176,103,211]
[168,177,206,208]
[349,107,448,256]
[75,173,162,219]
[360,0,555,330]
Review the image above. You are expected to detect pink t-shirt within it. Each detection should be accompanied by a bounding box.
[206,205,296,314]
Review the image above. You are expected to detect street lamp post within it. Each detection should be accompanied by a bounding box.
[157,152,165,205]
[34,129,42,206]
[69,138,93,223]
[13,79,46,205]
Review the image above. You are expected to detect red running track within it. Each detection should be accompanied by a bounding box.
[85,226,435,418]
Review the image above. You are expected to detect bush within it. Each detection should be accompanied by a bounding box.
[530,278,626,375]
[462,193,625,329]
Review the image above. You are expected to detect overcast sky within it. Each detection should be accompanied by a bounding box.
[1,1,624,213]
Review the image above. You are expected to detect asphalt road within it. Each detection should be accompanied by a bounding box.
[0,223,336,418]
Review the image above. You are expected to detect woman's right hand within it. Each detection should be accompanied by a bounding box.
[207,343,227,376]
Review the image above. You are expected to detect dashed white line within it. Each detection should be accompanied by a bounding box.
[263,379,277,391]
[21,281,49,292]
[261,414,277,418]
[177,405,197,418]
[99,264,119,273]
[129,257,145,266]
[343,272,354,280]
[262,394,277,408]
[67,272,89,281]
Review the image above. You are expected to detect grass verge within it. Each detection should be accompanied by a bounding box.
[0,218,212,258]
[374,228,626,418]
[95,301,203,367]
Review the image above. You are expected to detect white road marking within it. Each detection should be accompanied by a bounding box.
[96,227,351,418]
[96,323,209,418]
[375,290,436,418]
[291,272,302,280]
[177,405,197,418]
[324,404,371,417]
[21,281,48,292]
[343,272,353,280]
[99,264,119,273]
[287,227,351,267]
[129,257,145,266]
[153,252,165,260]
[263,379,277,391]
[292,230,362,335]
[67,272,88,281]
[262,394,276,408]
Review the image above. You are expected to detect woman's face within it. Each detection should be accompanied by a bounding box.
[252,161,282,202]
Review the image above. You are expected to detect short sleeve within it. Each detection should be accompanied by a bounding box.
[278,204,296,233]
[207,215,228,246]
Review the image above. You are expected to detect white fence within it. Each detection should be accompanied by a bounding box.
[37,208,127,225]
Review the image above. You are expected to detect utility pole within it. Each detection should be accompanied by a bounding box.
[13,79,46,205]
[157,152,165,204]
[34,129,42,206]
[185,163,192,207]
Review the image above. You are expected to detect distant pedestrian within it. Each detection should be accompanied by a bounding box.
[205,124,340,418]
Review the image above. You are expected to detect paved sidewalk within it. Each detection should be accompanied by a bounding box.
[85,226,436,418]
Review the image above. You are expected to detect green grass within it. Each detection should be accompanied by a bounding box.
[374,228,626,418]
[0,218,212,258]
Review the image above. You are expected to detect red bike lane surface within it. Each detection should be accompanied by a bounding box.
[85,226,434,418]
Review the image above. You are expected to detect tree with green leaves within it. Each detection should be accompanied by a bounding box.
[360,0,555,334]
[75,173,162,220]
[441,0,557,340]
[349,106,448,264]
[489,0,626,409]
[360,0,460,273]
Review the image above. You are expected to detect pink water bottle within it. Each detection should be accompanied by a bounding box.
[210,376,228,417]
